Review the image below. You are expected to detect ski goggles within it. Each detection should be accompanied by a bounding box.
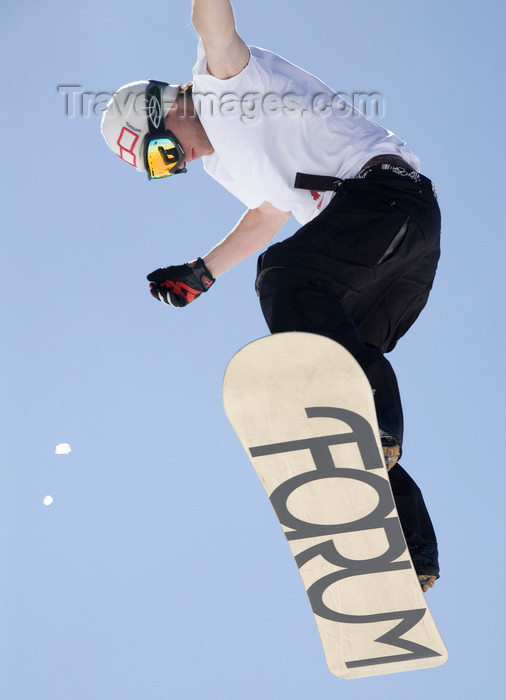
[144,80,186,180]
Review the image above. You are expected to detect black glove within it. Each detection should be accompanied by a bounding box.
[147,258,215,307]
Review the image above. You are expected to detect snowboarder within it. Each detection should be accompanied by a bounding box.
[101,0,441,591]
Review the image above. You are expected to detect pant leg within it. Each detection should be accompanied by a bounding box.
[389,463,439,573]
[257,266,439,571]
[256,170,440,439]
[255,171,441,570]
[256,266,404,443]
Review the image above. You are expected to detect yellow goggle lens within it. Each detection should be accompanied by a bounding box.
[146,137,183,179]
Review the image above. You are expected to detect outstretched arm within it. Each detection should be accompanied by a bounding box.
[191,0,250,79]
[147,202,290,307]
[202,202,291,277]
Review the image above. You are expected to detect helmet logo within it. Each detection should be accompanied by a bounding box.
[117,127,139,167]
[147,93,163,130]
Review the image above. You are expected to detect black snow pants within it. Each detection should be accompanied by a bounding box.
[255,165,441,560]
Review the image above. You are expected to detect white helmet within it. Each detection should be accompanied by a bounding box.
[101,80,180,172]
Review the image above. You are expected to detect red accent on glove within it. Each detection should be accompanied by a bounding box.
[161,280,201,302]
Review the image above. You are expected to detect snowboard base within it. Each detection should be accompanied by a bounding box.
[223,332,447,679]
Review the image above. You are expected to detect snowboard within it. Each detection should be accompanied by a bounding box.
[222,332,447,679]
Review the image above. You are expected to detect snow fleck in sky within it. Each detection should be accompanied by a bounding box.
[55,443,71,455]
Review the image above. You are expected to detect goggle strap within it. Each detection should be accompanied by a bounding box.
[146,80,169,136]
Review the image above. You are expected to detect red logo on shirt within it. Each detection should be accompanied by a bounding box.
[310,190,324,210]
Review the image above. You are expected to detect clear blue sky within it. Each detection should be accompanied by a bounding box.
[2,1,505,698]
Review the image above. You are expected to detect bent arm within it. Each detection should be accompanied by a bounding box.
[191,0,250,79]
[202,202,291,278]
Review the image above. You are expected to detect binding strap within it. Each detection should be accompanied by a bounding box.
[294,172,343,192]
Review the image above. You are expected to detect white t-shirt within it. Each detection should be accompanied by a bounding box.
[192,43,420,225]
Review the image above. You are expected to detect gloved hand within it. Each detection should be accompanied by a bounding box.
[147,258,215,307]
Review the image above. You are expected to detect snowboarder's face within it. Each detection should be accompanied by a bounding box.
[164,96,214,168]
